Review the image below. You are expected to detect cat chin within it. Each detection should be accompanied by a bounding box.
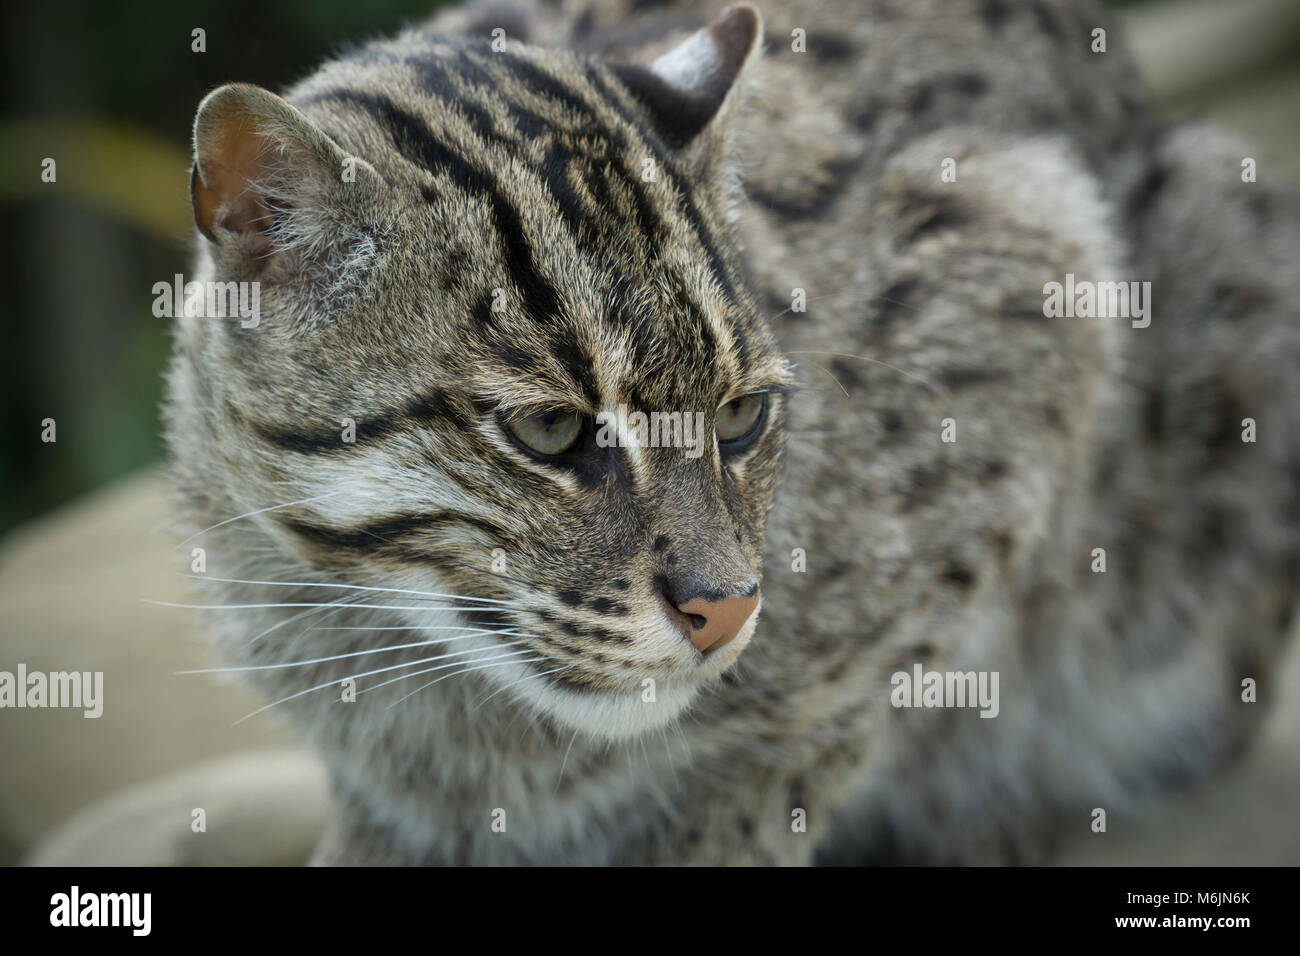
[531,679,706,742]
[510,618,759,743]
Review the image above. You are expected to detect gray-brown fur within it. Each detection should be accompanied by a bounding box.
[165,0,1300,864]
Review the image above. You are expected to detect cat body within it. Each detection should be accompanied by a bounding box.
[166,0,1300,864]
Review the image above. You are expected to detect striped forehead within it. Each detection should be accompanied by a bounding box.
[296,41,745,310]
[478,262,761,417]
[294,39,782,410]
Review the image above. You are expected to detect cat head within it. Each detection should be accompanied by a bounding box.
[177,3,791,740]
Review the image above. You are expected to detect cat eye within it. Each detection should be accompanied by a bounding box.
[505,409,584,457]
[715,393,768,449]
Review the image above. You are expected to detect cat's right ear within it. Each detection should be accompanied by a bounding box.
[190,83,381,271]
[609,3,763,180]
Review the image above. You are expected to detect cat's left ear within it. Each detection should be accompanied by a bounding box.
[609,2,763,177]
[190,83,384,278]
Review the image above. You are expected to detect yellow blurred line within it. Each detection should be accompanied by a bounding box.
[0,117,193,239]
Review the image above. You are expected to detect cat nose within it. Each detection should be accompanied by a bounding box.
[665,584,760,654]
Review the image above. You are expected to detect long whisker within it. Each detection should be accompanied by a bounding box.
[379,653,546,707]
[471,664,571,711]
[245,590,374,647]
[311,625,514,632]
[426,553,549,593]
[810,362,851,398]
[143,599,508,615]
[656,724,680,792]
[503,689,539,738]
[639,734,654,779]
[177,628,527,675]
[359,649,539,698]
[232,646,529,725]
[556,729,580,793]
[178,492,338,547]
[176,573,521,608]
[768,287,934,324]
[765,289,860,322]
[672,721,694,766]
[289,519,544,594]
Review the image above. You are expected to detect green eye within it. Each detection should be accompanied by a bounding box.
[715,393,767,446]
[506,409,583,456]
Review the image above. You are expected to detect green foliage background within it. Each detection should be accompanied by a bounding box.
[0,0,448,535]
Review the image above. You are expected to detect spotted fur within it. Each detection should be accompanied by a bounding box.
[165,0,1300,864]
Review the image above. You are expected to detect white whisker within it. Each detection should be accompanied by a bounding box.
[178,492,339,547]
[472,664,570,711]
[245,592,373,647]
[658,724,681,791]
[672,721,694,765]
[177,573,520,607]
[556,728,580,792]
[379,653,546,707]
[231,645,529,725]
[178,628,527,675]
[359,649,537,697]
[144,600,504,614]
[312,625,513,632]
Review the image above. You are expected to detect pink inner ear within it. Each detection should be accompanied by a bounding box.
[192,113,274,257]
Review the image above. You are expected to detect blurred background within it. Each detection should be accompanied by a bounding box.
[0,0,1298,865]
[2,0,1300,535]
[0,0,448,535]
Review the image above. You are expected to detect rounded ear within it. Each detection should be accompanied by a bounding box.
[608,2,763,164]
[190,83,381,269]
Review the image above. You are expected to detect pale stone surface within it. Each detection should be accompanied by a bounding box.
[0,469,292,864]
[24,749,327,867]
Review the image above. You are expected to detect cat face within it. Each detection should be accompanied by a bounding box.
[179,6,788,738]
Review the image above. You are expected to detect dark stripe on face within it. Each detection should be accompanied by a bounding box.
[429,440,560,500]
[405,52,634,257]
[671,276,719,368]
[403,51,551,149]
[320,90,489,192]
[355,92,553,299]
[537,147,591,240]
[282,510,508,553]
[536,142,654,270]
[608,272,656,368]
[402,388,471,432]
[486,51,612,136]
[452,49,554,140]
[308,60,666,311]
[583,64,740,306]
[323,90,599,404]
[251,386,467,454]
[400,50,464,102]
[485,53,666,257]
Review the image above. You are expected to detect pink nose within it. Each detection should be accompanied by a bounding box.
[674,591,760,653]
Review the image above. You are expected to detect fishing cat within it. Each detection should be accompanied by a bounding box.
[165,0,1300,864]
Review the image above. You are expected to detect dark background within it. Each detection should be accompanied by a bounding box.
[0,0,444,534]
